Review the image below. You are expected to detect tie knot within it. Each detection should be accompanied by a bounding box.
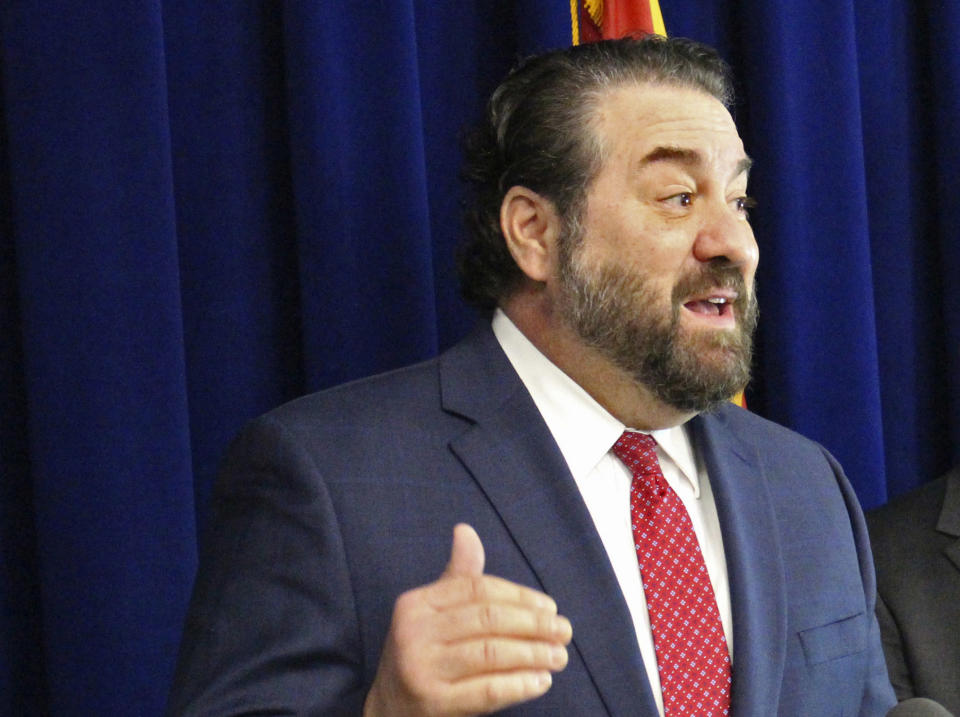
[612,431,660,476]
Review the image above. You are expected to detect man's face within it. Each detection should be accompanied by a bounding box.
[556,82,759,412]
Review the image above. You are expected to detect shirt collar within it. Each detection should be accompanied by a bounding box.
[491,309,700,495]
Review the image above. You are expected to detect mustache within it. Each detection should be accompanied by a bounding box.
[671,264,751,308]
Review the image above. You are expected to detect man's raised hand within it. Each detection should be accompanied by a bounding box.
[363,524,573,716]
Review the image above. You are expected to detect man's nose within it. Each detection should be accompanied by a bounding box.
[692,202,759,271]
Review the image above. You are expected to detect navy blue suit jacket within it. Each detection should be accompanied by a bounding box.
[168,324,895,715]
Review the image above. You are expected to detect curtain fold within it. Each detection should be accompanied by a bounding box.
[726,0,889,506]
[926,3,960,467]
[162,0,305,521]
[856,0,948,500]
[2,2,197,714]
[282,2,442,393]
[1,1,957,713]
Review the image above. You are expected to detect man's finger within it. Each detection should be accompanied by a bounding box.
[443,523,485,578]
[435,602,572,644]
[437,637,569,680]
[443,670,554,714]
[424,571,559,614]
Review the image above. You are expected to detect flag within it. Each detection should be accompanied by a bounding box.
[571,0,666,45]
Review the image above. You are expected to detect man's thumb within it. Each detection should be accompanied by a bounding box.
[443,523,485,578]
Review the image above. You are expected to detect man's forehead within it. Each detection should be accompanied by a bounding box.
[589,82,747,169]
[591,82,741,141]
[593,80,731,116]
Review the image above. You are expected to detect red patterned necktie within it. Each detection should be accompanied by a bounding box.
[612,431,731,716]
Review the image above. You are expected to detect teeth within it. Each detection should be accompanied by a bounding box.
[707,297,727,304]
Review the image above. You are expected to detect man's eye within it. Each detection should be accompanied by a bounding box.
[665,192,693,207]
[734,196,757,214]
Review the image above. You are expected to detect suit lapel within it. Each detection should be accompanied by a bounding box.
[937,467,960,573]
[438,327,792,715]
[440,326,657,716]
[690,409,788,716]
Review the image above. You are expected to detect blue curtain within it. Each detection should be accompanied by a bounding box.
[1,1,957,714]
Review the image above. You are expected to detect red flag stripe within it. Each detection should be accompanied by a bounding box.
[572,1,666,44]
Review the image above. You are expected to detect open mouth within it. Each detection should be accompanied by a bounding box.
[684,296,732,317]
[682,292,738,324]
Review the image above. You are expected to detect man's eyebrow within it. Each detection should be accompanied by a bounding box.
[638,146,702,168]
[637,147,753,181]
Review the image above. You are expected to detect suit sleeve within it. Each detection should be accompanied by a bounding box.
[875,591,916,701]
[822,449,897,716]
[166,414,367,716]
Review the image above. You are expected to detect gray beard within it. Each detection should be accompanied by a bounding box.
[557,250,758,414]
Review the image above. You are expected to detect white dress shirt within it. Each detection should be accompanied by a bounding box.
[491,310,732,717]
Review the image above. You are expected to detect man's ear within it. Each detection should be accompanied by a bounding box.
[500,186,561,283]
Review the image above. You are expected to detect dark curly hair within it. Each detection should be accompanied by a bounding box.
[458,35,734,309]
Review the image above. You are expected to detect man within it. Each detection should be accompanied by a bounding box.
[868,465,960,713]
[167,36,895,715]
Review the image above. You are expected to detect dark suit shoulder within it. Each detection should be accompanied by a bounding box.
[250,323,515,441]
[217,355,475,497]
[705,401,800,439]
[699,402,835,461]
[866,471,960,712]
[867,473,949,540]
[269,355,444,426]
[866,468,960,589]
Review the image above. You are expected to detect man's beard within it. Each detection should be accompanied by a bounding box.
[557,239,758,414]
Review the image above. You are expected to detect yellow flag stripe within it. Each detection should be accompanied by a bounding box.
[571,0,580,44]
[651,0,666,36]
